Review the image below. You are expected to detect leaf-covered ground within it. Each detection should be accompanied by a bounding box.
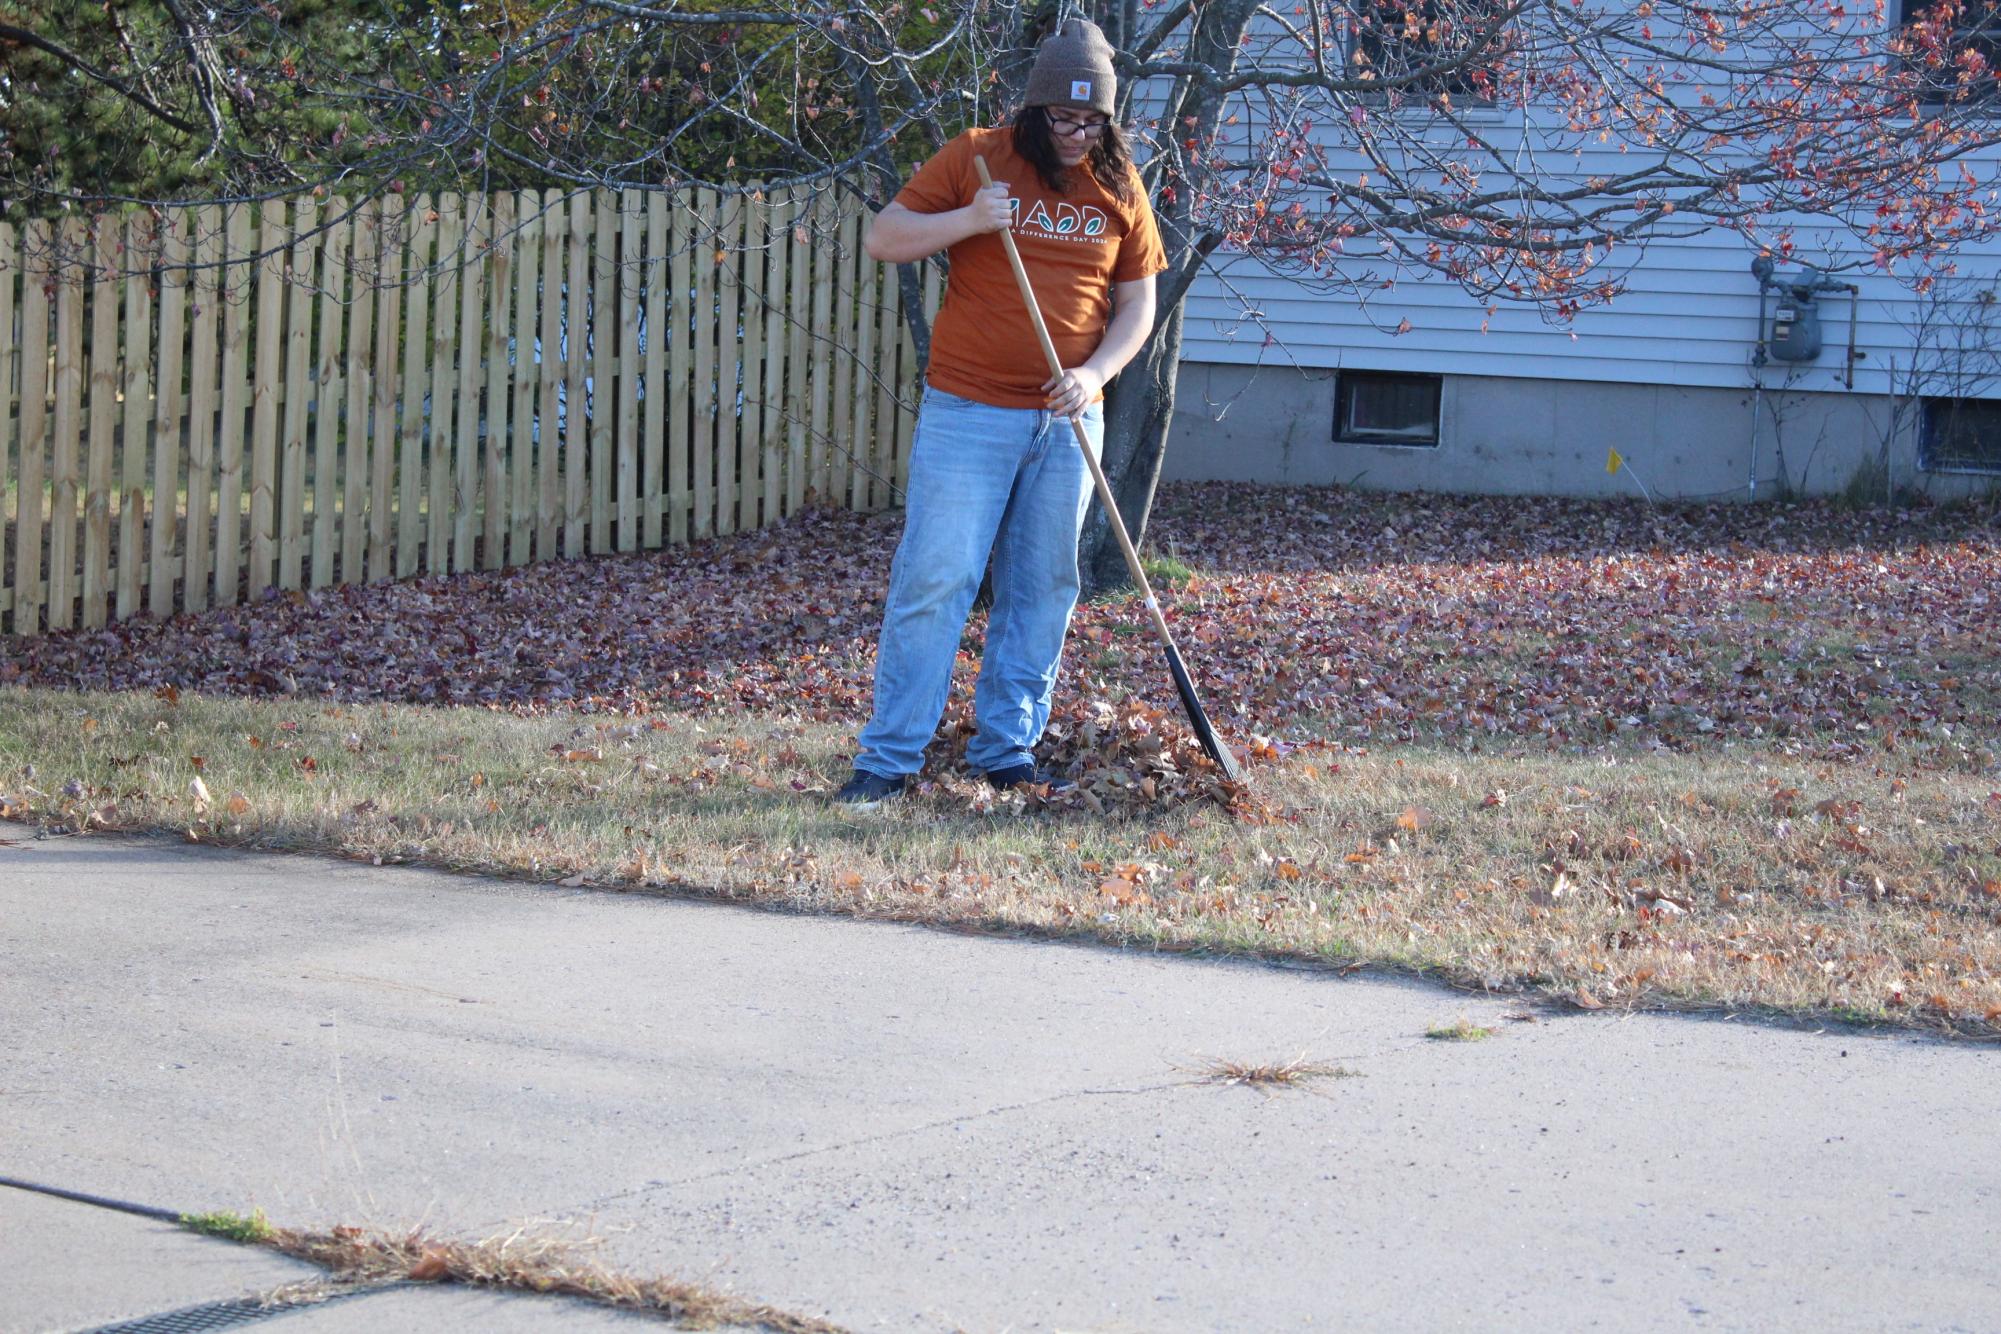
[4,484,1999,1032]
[6,482,1998,786]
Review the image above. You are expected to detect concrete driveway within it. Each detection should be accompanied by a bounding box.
[2,823,1996,1332]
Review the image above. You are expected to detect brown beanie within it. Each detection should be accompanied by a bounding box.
[1023,18,1117,115]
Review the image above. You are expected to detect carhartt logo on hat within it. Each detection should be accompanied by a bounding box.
[1024,18,1117,115]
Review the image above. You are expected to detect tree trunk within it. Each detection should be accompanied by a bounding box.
[1076,0,1255,592]
[1080,297,1185,592]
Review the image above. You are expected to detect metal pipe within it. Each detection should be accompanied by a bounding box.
[1845,284,1860,390]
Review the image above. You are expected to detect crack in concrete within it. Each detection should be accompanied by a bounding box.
[565,1077,1191,1216]
[554,1040,1431,1220]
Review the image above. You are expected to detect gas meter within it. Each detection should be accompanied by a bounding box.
[1750,257,1859,384]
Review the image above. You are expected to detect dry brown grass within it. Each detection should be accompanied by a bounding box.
[1191,1053,1358,1091]
[268,1221,850,1332]
[3,685,1999,1034]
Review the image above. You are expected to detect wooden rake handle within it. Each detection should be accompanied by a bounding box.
[971,156,1242,781]
[971,155,1166,638]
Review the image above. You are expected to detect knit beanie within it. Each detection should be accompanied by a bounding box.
[1023,18,1117,116]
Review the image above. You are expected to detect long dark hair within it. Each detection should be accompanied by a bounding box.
[1010,105,1136,206]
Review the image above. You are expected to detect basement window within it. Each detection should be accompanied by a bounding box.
[1919,395,2001,472]
[1335,371,1443,446]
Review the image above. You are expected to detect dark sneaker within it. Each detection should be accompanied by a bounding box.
[984,763,1076,794]
[833,769,906,807]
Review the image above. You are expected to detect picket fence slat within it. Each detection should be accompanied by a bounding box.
[738,191,765,535]
[116,217,152,624]
[692,187,717,541]
[81,221,118,629]
[280,196,317,592]
[216,206,252,609]
[482,191,513,571]
[785,192,809,519]
[668,195,692,546]
[9,187,927,634]
[716,193,745,539]
[398,199,435,579]
[428,197,463,577]
[834,207,862,515]
[0,224,16,628]
[537,192,564,563]
[150,213,191,618]
[48,218,87,632]
[643,191,667,549]
[453,196,485,574]
[249,206,284,600]
[507,195,538,568]
[874,255,902,509]
[312,211,348,590]
[370,203,405,583]
[759,191,787,527]
[342,199,378,586]
[563,192,590,559]
[186,206,223,612]
[616,189,642,552]
[589,191,614,556]
[849,218,877,514]
[807,199,834,509]
[15,220,52,637]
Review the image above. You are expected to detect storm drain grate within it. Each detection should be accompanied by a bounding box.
[78,1283,398,1334]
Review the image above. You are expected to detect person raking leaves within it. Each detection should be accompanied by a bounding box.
[833,18,1166,807]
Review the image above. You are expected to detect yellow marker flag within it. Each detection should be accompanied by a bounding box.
[1606,447,1624,475]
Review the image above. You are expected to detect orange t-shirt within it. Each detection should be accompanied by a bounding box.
[894,126,1167,409]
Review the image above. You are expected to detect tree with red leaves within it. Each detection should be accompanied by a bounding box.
[8,0,1998,582]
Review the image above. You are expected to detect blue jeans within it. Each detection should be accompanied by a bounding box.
[855,387,1102,778]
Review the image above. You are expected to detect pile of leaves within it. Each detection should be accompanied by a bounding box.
[4,483,1997,811]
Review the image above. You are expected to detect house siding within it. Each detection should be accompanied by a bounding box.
[1154,80,2001,495]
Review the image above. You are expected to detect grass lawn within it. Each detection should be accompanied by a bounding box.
[3,482,1998,1034]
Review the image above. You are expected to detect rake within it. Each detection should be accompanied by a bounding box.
[974,155,1241,781]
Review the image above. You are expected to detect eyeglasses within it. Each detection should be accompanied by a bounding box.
[1047,112,1110,139]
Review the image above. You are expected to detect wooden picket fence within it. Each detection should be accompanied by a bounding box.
[0,186,937,637]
